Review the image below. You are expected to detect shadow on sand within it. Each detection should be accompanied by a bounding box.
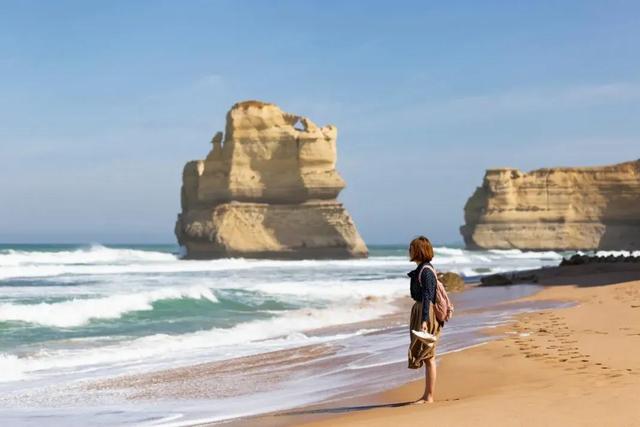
[278,401,416,417]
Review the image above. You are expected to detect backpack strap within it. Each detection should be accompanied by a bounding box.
[418,263,437,285]
[421,264,440,306]
[424,264,438,278]
[416,262,431,286]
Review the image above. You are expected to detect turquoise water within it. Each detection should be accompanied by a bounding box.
[0,243,565,382]
[0,243,570,425]
[0,245,404,353]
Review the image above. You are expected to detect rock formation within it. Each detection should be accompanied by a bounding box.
[460,160,640,251]
[175,100,368,259]
[560,253,640,266]
[438,272,465,292]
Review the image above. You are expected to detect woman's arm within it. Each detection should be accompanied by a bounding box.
[421,267,436,326]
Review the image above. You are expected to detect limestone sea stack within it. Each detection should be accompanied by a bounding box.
[175,101,368,259]
[460,160,640,251]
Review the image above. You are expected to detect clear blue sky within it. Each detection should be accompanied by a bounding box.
[1,0,639,244]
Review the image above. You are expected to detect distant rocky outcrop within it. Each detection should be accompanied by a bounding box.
[460,160,640,251]
[480,272,539,286]
[560,253,640,266]
[438,272,465,292]
[175,101,368,259]
[480,253,640,286]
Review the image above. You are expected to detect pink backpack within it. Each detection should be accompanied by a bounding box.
[419,264,454,323]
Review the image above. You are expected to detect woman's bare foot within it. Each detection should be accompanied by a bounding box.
[422,393,434,403]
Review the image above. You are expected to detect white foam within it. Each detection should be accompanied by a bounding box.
[247,278,407,301]
[0,244,176,266]
[0,244,570,386]
[0,245,413,280]
[0,301,393,383]
[0,244,567,281]
[0,355,26,381]
[487,249,564,259]
[0,286,218,327]
[591,250,640,258]
[435,247,466,256]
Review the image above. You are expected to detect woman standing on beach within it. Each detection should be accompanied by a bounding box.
[407,236,441,403]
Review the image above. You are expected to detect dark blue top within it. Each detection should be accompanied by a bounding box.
[419,262,437,322]
[407,262,437,322]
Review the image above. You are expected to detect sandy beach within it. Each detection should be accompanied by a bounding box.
[248,264,640,427]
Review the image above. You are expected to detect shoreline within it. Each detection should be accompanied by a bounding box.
[80,283,547,427]
[1,244,571,427]
[58,283,552,427]
[255,263,640,427]
[4,259,638,426]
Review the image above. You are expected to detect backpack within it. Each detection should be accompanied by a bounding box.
[418,264,454,324]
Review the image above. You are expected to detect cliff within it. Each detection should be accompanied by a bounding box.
[175,101,368,259]
[460,160,640,251]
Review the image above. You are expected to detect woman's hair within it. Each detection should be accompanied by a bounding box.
[409,236,434,263]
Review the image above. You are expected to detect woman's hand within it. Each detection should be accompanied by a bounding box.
[421,321,428,332]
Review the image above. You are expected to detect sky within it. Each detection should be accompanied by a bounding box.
[1,0,639,245]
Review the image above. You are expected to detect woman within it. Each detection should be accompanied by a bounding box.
[407,236,441,403]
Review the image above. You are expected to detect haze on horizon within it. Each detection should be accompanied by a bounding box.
[1,1,639,245]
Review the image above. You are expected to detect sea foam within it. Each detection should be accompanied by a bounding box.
[0,245,411,280]
[0,244,176,266]
[0,286,219,327]
[0,244,567,387]
[0,299,395,383]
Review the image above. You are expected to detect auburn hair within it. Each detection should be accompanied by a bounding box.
[409,236,434,263]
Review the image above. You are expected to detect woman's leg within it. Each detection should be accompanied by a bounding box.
[423,357,436,402]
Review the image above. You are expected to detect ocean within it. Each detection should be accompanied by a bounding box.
[0,244,568,425]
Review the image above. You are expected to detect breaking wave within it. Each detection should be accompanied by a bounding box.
[0,300,394,382]
[0,286,219,327]
[0,244,567,281]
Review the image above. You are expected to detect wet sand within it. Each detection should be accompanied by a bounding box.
[80,282,566,426]
[266,264,640,427]
[75,264,640,426]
